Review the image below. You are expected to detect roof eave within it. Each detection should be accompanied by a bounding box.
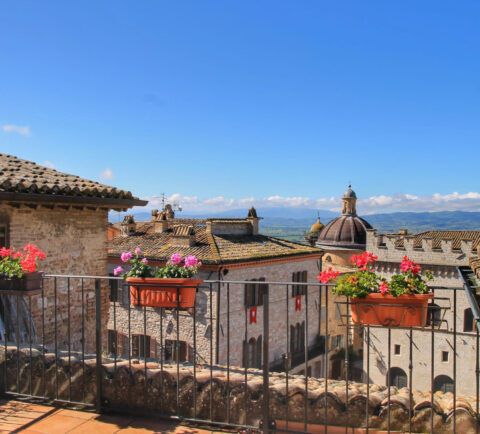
[0,191,148,210]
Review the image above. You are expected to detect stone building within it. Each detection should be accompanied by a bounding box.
[107,206,329,377]
[364,228,480,395]
[312,186,373,379]
[0,153,146,351]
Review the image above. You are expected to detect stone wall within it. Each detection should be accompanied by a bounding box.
[0,204,110,352]
[1,345,478,433]
[106,258,332,373]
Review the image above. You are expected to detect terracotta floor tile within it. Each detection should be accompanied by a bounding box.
[66,414,134,434]
[26,413,89,434]
[55,409,97,420]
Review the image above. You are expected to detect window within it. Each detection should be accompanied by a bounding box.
[109,275,119,302]
[290,322,305,354]
[164,339,189,362]
[441,351,449,362]
[331,334,345,349]
[243,336,262,369]
[434,375,454,393]
[108,330,117,355]
[132,334,151,358]
[394,345,401,355]
[245,278,267,307]
[0,223,8,248]
[387,367,407,388]
[292,271,307,297]
[464,308,474,332]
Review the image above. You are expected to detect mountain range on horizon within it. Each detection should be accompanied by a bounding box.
[110,208,480,242]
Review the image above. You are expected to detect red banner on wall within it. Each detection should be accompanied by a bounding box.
[250,306,257,324]
[295,296,301,311]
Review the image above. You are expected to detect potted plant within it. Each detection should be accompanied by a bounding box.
[114,249,203,308]
[318,252,434,327]
[0,244,46,291]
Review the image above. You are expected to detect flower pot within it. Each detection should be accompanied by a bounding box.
[127,277,203,308]
[0,271,43,292]
[350,293,434,327]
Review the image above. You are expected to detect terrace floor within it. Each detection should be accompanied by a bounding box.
[0,400,395,433]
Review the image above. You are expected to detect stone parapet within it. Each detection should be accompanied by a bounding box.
[1,346,477,432]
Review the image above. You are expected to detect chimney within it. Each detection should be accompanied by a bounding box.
[171,225,196,247]
[151,209,158,221]
[154,214,169,233]
[121,215,136,236]
[398,228,408,235]
[246,206,261,235]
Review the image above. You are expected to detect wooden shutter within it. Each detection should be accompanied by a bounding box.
[132,335,139,357]
[256,336,262,369]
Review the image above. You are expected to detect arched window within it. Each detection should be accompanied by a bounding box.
[387,367,407,388]
[243,336,262,369]
[434,375,454,393]
[426,303,442,327]
[464,308,474,332]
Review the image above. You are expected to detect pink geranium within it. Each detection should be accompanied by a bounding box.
[379,281,389,295]
[317,267,340,284]
[113,266,124,276]
[184,255,199,268]
[121,251,133,263]
[134,247,142,255]
[141,258,148,264]
[169,253,182,265]
[400,256,421,274]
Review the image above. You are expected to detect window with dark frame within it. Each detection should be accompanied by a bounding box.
[108,329,117,355]
[132,334,151,358]
[290,321,305,354]
[242,335,262,369]
[394,344,401,355]
[0,223,8,248]
[442,351,449,362]
[291,271,307,297]
[245,278,267,307]
[464,308,474,332]
[164,339,189,362]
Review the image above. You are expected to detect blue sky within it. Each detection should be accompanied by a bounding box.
[1,1,479,213]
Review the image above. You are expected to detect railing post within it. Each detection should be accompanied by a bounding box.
[95,279,103,413]
[262,284,270,433]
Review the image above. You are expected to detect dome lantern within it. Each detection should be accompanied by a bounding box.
[342,185,357,216]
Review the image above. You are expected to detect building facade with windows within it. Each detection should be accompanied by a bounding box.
[107,206,327,375]
[364,229,480,395]
[0,153,146,351]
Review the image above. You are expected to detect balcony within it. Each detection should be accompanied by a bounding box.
[0,274,479,433]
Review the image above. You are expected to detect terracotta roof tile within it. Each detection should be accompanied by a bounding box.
[394,230,480,251]
[108,219,322,264]
[0,153,143,203]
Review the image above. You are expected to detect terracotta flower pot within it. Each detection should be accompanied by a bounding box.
[126,277,203,308]
[350,293,434,327]
[0,271,43,292]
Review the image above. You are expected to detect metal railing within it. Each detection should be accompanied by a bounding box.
[0,273,479,433]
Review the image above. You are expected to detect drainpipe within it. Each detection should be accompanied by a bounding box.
[215,266,225,364]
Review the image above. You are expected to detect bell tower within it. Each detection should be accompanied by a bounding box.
[341,185,357,216]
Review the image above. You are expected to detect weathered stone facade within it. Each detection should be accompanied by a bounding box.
[364,229,479,396]
[107,258,331,376]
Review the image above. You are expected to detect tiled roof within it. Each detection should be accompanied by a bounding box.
[0,153,145,205]
[108,220,322,265]
[394,231,480,250]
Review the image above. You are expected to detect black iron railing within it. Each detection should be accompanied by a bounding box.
[0,273,479,433]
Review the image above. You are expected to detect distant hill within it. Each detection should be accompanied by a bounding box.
[109,209,480,243]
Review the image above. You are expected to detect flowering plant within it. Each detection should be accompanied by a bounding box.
[0,244,46,279]
[319,251,433,299]
[114,249,202,279]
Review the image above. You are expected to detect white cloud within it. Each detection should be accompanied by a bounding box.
[43,161,56,169]
[100,168,114,181]
[2,124,31,136]
[134,191,480,214]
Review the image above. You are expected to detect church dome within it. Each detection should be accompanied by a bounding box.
[309,217,324,233]
[316,185,372,250]
[316,215,372,250]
